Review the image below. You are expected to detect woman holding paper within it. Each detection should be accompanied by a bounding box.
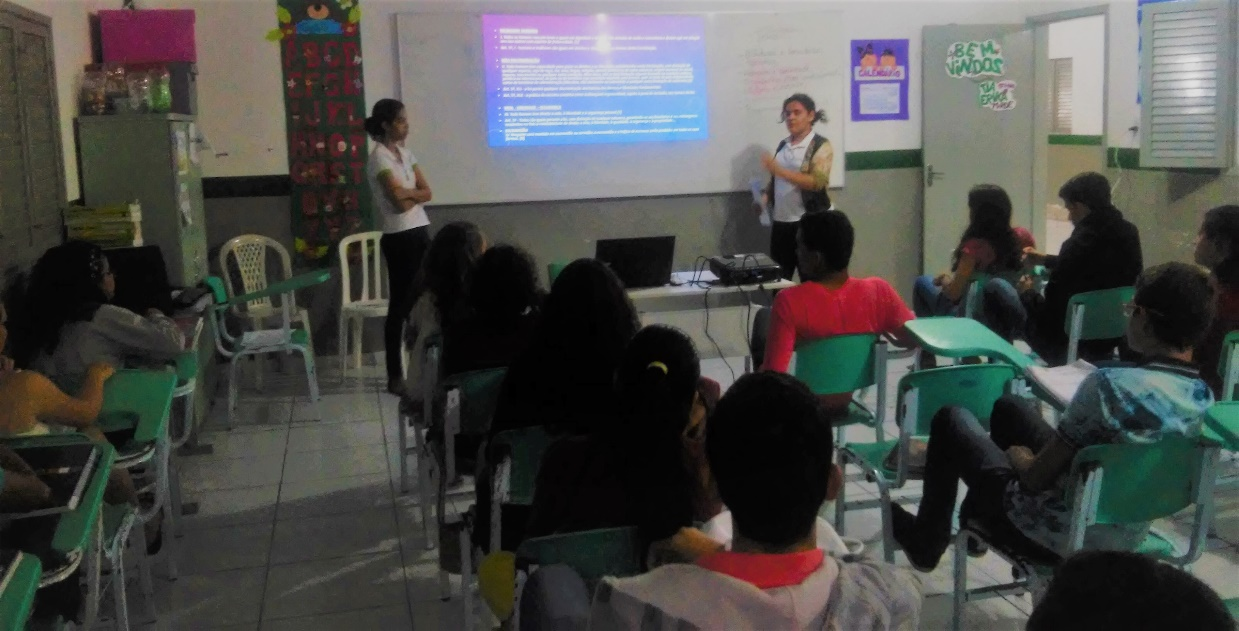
[365,98,434,395]
[758,93,834,280]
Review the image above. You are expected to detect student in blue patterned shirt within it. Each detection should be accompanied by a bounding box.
[892,262,1216,570]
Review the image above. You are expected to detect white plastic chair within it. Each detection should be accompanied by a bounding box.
[337,231,389,379]
[218,235,314,386]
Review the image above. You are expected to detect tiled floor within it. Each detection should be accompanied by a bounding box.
[142,355,1239,630]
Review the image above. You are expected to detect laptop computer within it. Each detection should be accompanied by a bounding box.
[595,236,676,290]
[1,443,100,520]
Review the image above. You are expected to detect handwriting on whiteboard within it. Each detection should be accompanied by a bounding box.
[743,45,831,110]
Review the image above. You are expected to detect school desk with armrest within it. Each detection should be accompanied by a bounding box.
[0,551,40,631]
[904,317,1034,369]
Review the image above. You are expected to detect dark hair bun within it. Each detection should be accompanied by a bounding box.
[363,116,383,140]
[815,109,827,124]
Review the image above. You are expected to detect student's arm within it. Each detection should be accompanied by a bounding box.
[95,306,185,362]
[378,171,418,212]
[1008,436,1076,493]
[411,165,433,204]
[880,282,919,349]
[762,296,797,373]
[761,141,832,192]
[942,253,977,302]
[1010,373,1107,492]
[38,364,114,428]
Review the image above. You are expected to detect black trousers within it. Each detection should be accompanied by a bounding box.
[380,226,431,381]
[905,395,1058,563]
[770,220,799,281]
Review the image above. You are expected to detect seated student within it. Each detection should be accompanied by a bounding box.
[441,244,542,376]
[891,262,1215,570]
[589,371,923,629]
[914,184,1035,340]
[21,241,184,394]
[762,209,915,411]
[401,221,486,396]
[1026,551,1234,631]
[1193,205,1239,398]
[489,258,640,438]
[1021,172,1143,365]
[526,325,721,563]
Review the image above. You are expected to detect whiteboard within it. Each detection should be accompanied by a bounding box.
[396,10,844,205]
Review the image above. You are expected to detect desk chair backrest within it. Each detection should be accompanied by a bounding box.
[1221,330,1239,402]
[892,364,1019,484]
[547,261,569,286]
[218,234,294,313]
[516,527,643,583]
[490,426,555,506]
[338,231,387,307]
[794,333,880,396]
[1065,437,1215,563]
[1065,287,1134,363]
[962,273,991,320]
[443,368,509,436]
[204,276,233,357]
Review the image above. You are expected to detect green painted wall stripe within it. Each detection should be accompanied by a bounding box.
[1049,134,1104,146]
[1106,147,1222,174]
[845,149,923,171]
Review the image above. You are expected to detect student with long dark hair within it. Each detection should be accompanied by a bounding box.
[402,221,486,395]
[442,244,543,376]
[913,184,1034,339]
[759,93,835,280]
[365,98,434,395]
[1194,204,1239,397]
[1022,172,1143,365]
[526,325,721,563]
[25,241,184,393]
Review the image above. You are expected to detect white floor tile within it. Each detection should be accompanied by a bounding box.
[410,597,466,631]
[202,397,293,431]
[177,485,279,532]
[291,392,383,424]
[282,445,389,483]
[153,567,266,628]
[260,605,413,631]
[172,522,274,576]
[404,559,460,604]
[192,427,288,461]
[286,420,386,453]
[918,593,1028,631]
[262,551,407,620]
[180,455,286,493]
[270,508,401,565]
[278,473,395,521]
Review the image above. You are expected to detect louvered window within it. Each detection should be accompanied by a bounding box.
[1051,58,1073,135]
[1140,0,1236,168]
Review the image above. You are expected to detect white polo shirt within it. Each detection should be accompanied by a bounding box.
[367,144,430,234]
[771,132,818,224]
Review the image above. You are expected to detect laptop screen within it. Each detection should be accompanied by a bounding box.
[595,236,675,290]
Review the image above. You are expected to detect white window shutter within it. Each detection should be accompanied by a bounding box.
[1140,0,1236,169]
[1052,58,1073,135]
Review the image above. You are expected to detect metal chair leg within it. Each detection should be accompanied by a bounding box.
[876,478,895,564]
[338,315,349,381]
[952,530,969,631]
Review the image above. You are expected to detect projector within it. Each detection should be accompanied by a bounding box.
[709,253,784,286]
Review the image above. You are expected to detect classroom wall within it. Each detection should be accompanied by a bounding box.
[1048,14,1105,136]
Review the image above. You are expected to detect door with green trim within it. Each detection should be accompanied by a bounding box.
[922,26,1035,276]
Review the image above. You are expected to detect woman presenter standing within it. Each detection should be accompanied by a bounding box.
[759,93,834,280]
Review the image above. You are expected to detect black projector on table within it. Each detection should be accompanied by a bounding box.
[709,253,784,286]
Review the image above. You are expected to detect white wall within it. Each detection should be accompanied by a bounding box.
[1048,14,1105,136]
[10,0,1058,201]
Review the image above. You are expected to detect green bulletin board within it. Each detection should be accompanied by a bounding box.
[270,0,370,263]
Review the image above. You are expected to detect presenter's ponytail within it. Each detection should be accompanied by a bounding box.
[781,93,827,125]
[365,98,405,140]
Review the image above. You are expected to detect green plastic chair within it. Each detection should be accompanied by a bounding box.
[961,272,991,320]
[792,334,892,444]
[547,262,569,285]
[516,527,644,584]
[836,364,1020,562]
[487,426,556,553]
[951,436,1220,630]
[1064,286,1135,364]
[1220,330,1239,402]
[1226,597,1239,622]
[0,551,39,631]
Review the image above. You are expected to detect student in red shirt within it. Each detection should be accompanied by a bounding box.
[762,209,916,412]
[1194,204,1239,398]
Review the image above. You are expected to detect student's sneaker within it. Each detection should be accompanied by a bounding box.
[890,505,942,572]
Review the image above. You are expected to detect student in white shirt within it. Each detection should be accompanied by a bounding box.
[365,98,434,394]
[759,93,835,280]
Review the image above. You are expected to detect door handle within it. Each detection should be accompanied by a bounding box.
[926,165,946,188]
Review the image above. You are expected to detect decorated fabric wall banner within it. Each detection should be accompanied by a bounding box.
[945,40,1005,78]
[270,0,369,264]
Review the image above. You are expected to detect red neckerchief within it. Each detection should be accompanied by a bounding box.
[696,548,825,589]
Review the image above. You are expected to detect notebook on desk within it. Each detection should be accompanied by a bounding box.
[1,444,100,520]
[1026,360,1097,410]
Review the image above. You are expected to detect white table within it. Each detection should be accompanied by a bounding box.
[628,271,794,360]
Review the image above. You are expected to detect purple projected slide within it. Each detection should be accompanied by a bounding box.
[482,14,708,148]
